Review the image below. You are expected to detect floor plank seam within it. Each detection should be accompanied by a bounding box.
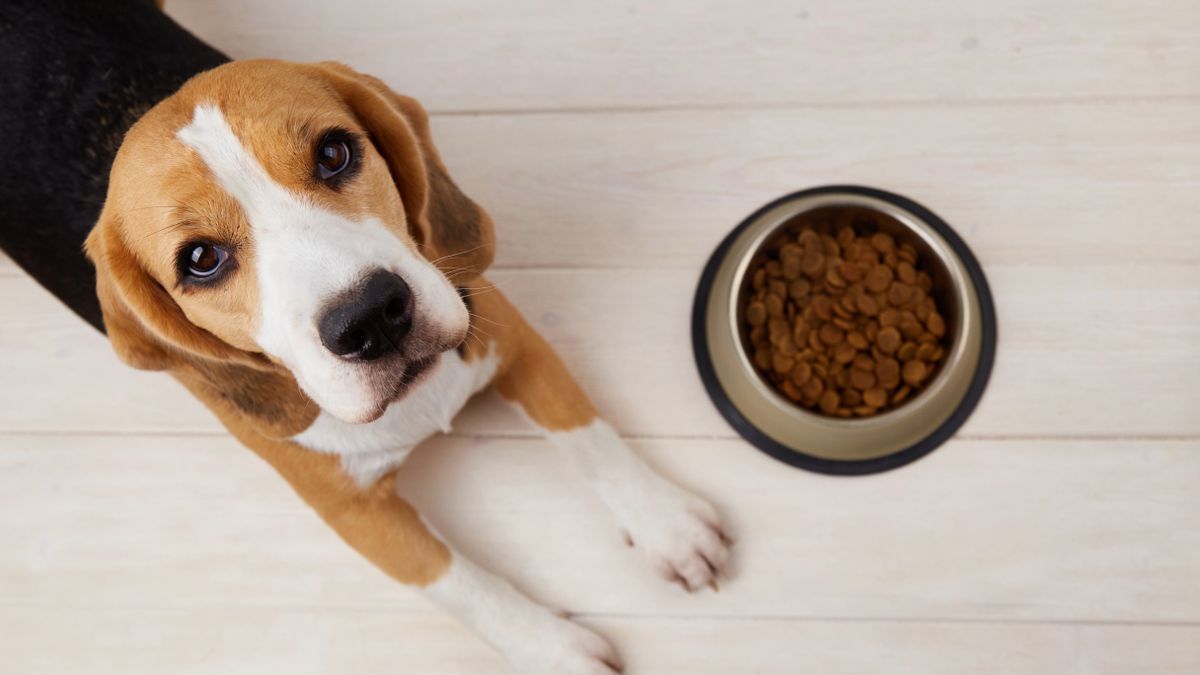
[426,93,1200,119]
[0,430,1196,443]
[1,600,1196,628]
[485,262,1200,274]
[573,613,1200,628]
[8,260,1200,280]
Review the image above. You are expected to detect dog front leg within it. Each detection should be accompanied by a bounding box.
[241,433,622,675]
[425,553,622,675]
[479,288,733,592]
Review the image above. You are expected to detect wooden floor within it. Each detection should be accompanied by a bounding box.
[3,1,1199,672]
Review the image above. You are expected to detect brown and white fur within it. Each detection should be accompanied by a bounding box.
[85,60,731,675]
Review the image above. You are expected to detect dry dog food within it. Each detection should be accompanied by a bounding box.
[742,213,949,418]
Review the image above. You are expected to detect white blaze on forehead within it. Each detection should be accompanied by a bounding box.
[176,104,291,219]
[175,103,467,423]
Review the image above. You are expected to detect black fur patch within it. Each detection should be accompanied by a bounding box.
[0,0,229,332]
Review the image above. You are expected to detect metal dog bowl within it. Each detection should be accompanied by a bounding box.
[692,186,997,475]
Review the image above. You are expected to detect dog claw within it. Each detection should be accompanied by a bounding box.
[602,655,625,673]
[670,570,691,592]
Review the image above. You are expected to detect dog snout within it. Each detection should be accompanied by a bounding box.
[318,270,413,361]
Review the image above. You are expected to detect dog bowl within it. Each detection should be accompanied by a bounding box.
[692,186,996,475]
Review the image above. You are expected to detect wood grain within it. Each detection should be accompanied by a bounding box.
[2,433,1196,623]
[6,99,1193,276]
[2,262,1196,438]
[432,100,1200,270]
[165,0,1200,111]
[3,606,1196,675]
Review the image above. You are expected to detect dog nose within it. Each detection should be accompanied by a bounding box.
[318,270,413,361]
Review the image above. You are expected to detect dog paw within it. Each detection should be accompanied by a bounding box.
[504,610,623,675]
[617,476,733,592]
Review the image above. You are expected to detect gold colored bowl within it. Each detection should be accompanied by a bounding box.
[692,186,997,475]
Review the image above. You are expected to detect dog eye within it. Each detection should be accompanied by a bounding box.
[316,138,352,179]
[182,243,229,279]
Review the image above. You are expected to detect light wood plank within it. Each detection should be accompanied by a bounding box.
[3,99,1197,273]
[2,433,1196,622]
[2,606,1196,675]
[10,99,1193,274]
[0,274,215,432]
[2,261,1197,438]
[0,253,18,276]
[165,0,1200,111]
[432,101,1200,270]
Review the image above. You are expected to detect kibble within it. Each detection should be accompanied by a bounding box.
[741,211,950,417]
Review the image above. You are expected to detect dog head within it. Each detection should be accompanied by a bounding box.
[85,60,494,424]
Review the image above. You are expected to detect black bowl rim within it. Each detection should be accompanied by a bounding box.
[690,185,998,476]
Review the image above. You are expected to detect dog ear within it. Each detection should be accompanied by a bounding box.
[86,209,316,435]
[315,61,496,281]
[84,208,267,372]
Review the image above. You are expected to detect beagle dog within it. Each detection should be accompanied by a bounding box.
[82,59,732,674]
